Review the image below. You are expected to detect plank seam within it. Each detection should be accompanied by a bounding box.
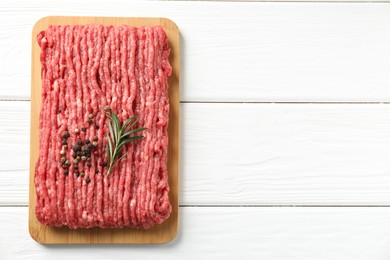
[3,100,390,104]
[5,204,390,208]
[165,0,390,3]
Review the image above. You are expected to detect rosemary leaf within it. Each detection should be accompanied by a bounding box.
[104,106,147,175]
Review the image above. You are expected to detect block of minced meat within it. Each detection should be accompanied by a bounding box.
[35,25,172,229]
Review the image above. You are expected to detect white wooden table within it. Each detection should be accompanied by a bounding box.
[2,0,390,259]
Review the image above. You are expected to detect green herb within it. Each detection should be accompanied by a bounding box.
[105,106,147,175]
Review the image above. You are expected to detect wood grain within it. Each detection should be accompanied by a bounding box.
[4,207,390,259]
[2,102,390,206]
[29,16,180,244]
[3,1,390,101]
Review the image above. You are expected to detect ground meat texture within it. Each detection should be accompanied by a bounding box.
[35,25,172,229]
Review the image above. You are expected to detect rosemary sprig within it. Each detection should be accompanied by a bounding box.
[104,106,147,175]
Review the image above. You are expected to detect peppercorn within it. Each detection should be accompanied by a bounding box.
[87,162,91,167]
[74,128,80,134]
[103,162,107,167]
[62,140,67,145]
[81,127,86,132]
[88,114,94,119]
[80,172,85,178]
[57,108,62,113]
[74,159,79,164]
[64,170,69,175]
[75,172,80,177]
[77,139,82,145]
[87,153,91,158]
[85,177,90,184]
[61,131,70,139]
[76,151,82,156]
[62,164,69,169]
[92,141,98,147]
[81,156,87,161]
[85,140,90,144]
[72,145,81,152]
[88,119,93,124]
[93,136,98,141]
[95,124,99,129]
[60,157,66,163]
[74,165,78,170]
[72,153,77,159]
[88,143,94,149]
[81,146,87,152]
[95,170,99,174]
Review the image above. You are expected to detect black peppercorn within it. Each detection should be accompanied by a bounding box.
[80,172,85,178]
[93,136,98,141]
[57,108,62,113]
[81,127,86,132]
[87,162,91,167]
[95,170,99,174]
[88,119,93,124]
[72,153,77,159]
[88,143,94,149]
[62,139,67,145]
[76,151,82,156]
[61,131,70,139]
[72,144,81,152]
[103,162,107,167]
[75,172,80,177]
[77,139,82,145]
[85,177,90,184]
[95,124,99,129]
[85,140,90,144]
[64,170,69,175]
[74,165,78,170]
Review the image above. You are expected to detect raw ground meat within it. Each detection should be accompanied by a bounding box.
[35,25,172,229]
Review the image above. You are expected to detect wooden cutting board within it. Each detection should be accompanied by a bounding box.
[29,16,180,244]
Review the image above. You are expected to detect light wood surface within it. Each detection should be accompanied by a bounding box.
[5,207,390,260]
[2,0,390,258]
[3,1,390,101]
[29,16,180,244]
[3,102,390,206]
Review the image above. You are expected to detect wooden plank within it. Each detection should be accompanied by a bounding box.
[0,102,30,205]
[29,16,180,244]
[3,102,390,205]
[2,1,390,101]
[3,206,390,259]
